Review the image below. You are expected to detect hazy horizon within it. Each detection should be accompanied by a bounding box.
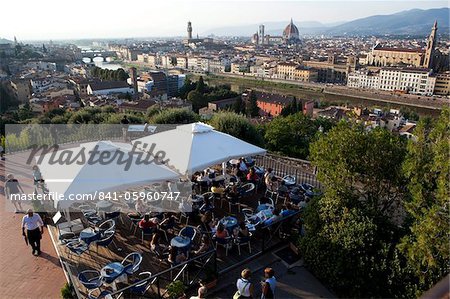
[1,0,448,41]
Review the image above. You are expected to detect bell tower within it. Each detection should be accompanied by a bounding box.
[187,21,193,40]
[423,20,437,69]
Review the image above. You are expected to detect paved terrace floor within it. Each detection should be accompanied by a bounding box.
[0,158,66,299]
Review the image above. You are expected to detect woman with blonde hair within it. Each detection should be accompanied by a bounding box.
[235,268,254,298]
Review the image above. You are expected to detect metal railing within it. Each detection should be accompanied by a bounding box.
[106,249,217,299]
[254,154,322,189]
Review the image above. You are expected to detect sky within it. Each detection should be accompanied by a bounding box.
[1,0,448,40]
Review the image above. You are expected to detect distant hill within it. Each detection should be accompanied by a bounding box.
[326,8,450,36]
[202,7,449,37]
[0,38,13,44]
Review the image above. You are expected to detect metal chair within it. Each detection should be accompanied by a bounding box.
[235,234,252,256]
[140,226,155,243]
[215,237,232,256]
[121,252,143,275]
[58,232,78,245]
[240,183,255,196]
[127,213,142,235]
[226,194,241,213]
[241,208,254,222]
[264,188,277,200]
[258,197,275,208]
[118,272,156,298]
[105,210,122,224]
[98,219,116,234]
[276,190,289,205]
[77,269,102,291]
[179,226,197,241]
[95,230,115,256]
[66,239,89,260]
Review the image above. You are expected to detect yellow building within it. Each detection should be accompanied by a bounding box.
[434,72,450,96]
[368,46,424,67]
[277,62,297,80]
[294,67,318,82]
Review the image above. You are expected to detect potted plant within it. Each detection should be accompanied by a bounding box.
[61,282,75,299]
[166,280,186,299]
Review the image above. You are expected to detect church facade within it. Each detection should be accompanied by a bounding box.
[252,19,301,45]
[367,21,438,69]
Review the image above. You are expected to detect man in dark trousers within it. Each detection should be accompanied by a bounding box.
[22,209,44,256]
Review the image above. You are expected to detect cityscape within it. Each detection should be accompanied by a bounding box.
[0,1,449,299]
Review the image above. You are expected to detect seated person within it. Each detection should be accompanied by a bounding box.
[239,157,248,173]
[215,223,229,239]
[200,211,217,232]
[246,168,259,184]
[160,213,177,231]
[264,168,277,191]
[263,208,282,226]
[204,168,216,179]
[190,281,207,299]
[226,185,239,198]
[277,181,289,194]
[280,203,297,216]
[233,222,250,238]
[211,181,225,195]
[193,235,211,255]
[168,246,186,265]
[150,231,167,257]
[197,171,211,184]
[139,214,159,230]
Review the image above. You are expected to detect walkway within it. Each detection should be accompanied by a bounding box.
[211,248,335,299]
[0,159,66,299]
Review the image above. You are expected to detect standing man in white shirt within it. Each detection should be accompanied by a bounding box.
[22,209,44,256]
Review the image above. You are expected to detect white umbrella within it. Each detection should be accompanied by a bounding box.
[36,141,181,209]
[132,122,266,175]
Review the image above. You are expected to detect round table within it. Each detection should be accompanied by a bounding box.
[79,228,100,245]
[96,200,113,211]
[283,176,296,187]
[256,203,273,213]
[220,216,238,232]
[170,236,191,249]
[101,262,125,283]
[229,159,240,165]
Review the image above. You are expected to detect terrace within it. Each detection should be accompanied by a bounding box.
[5,123,322,299]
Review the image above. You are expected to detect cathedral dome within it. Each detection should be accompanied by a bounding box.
[283,18,300,41]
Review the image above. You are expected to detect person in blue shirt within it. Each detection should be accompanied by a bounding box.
[261,267,276,298]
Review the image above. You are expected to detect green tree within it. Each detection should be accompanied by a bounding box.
[17,103,34,121]
[209,112,264,146]
[264,113,317,159]
[187,90,207,112]
[179,77,196,99]
[232,97,246,114]
[195,76,206,93]
[280,97,299,116]
[150,108,199,124]
[299,122,409,297]
[399,108,450,296]
[246,92,260,117]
